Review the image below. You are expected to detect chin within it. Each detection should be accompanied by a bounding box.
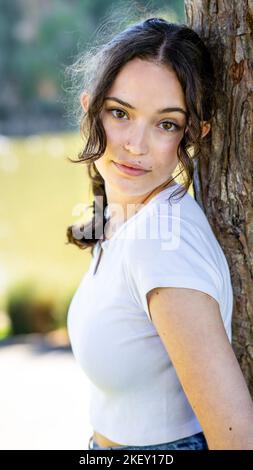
[109,176,141,191]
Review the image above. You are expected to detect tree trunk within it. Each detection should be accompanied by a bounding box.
[184,0,253,394]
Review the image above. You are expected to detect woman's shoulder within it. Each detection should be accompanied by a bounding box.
[122,184,226,279]
[127,184,214,246]
[154,185,211,227]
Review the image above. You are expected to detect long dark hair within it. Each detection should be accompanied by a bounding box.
[65,16,217,253]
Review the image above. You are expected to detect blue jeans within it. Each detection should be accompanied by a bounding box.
[88,431,208,450]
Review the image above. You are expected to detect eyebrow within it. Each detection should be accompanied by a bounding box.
[104,96,188,116]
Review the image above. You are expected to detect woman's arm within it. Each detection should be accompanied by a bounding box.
[147,287,253,450]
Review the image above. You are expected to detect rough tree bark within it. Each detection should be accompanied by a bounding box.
[184,0,253,394]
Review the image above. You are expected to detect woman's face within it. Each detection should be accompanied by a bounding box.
[82,58,189,203]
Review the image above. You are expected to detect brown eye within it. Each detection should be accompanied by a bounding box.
[160,121,180,132]
[108,108,127,119]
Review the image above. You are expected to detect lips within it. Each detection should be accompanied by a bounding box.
[115,161,147,170]
[112,161,150,176]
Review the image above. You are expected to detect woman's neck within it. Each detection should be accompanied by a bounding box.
[104,180,176,223]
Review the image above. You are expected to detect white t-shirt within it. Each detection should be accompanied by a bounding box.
[67,182,233,446]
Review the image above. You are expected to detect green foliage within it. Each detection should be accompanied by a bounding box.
[0,323,12,340]
[0,0,184,132]
[6,279,56,335]
[5,276,79,335]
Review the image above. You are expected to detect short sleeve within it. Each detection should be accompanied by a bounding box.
[123,218,223,323]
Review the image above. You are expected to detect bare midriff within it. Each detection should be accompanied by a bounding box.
[93,431,125,448]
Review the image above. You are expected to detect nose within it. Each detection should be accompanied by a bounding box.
[124,123,149,155]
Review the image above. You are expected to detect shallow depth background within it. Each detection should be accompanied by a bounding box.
[0,0,185,450]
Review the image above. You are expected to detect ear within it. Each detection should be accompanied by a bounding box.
[184,121,211,138]
[80,91,90,112]
[201,121,211,138]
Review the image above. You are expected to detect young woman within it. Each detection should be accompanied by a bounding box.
[66,17,253,450]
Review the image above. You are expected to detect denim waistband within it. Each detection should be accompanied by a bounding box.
[88,431,208,450]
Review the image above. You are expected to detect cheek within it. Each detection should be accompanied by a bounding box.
[94,156,107,177]
[102,118,121,147]
[154,138,181,166]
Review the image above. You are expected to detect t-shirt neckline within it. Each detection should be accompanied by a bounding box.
[100,182,180,248]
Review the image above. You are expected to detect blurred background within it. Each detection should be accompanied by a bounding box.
[0,0,185,449]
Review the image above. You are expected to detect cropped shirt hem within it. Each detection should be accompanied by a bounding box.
[89,417,203,447]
